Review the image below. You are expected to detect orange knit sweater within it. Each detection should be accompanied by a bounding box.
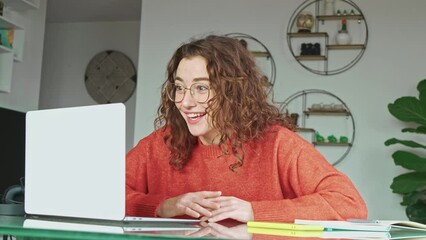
[126,125,367,222]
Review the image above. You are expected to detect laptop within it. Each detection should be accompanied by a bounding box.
[24,103,198,226]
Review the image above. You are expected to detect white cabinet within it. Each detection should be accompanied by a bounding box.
[2,0,39,10]
[0,0,38,92]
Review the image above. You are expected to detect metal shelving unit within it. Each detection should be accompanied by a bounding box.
[280,89,356,166]
[286,0,368,75]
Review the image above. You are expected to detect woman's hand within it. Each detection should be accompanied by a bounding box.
[156,191,222,218]
[201,196,254,223]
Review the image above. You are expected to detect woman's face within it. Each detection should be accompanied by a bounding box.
[174,56,219,145]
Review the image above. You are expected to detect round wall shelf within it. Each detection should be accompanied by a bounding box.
[280,89,355,165]
[225,32,276,90]
[286,0,368,75]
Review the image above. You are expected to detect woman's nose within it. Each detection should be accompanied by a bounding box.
[180,90,196,108]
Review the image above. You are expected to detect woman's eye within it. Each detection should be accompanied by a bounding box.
[175,85,184,92]
[196,85,209,92]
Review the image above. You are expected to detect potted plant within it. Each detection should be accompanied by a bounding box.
[385,78,426,223]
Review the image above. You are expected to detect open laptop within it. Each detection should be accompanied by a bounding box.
[24,103,198,226]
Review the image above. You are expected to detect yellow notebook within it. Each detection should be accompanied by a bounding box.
[247,221,324,231]
[248,227,323,237]
[247,227,391,239]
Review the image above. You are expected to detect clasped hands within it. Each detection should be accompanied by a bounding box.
[156,191,254,223]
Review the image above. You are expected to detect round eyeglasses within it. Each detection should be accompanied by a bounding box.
[166,82,211,103]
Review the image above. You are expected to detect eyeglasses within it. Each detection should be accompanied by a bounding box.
[167,82,211,103]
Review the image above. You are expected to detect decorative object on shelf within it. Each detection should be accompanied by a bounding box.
[290,113,299,126]
[311,103,323,111]
[327,135,338,143]
[286,0,368,75]
[339,136,349,143]
[336,18,351,45]
[0,29,14,49]
[310,102,347,112]
[385,78,426,224]
[300,42,321,55]
[280,89,355,166]
[315,132,325,143]
[323,0,335,15]
[333,103,344,111]
[85,50,137,104]
[296,11,314,32]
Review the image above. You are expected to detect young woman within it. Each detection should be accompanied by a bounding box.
[126,35,367,223]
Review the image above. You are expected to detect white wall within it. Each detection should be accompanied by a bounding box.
[39,21,140,151]
[136,0,426,220]
[0,0,47,112]
[3,0,423,221]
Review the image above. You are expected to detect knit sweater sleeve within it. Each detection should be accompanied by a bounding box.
[251,129,368,222]
[125,131,169,217]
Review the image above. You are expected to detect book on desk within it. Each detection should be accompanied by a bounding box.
[294,219,426,232]
[247,219,426,239]
[248,227,426,239]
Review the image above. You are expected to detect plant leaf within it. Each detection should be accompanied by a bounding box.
[421,90,426,105]
[418,79,426,93]
[402,126,426,134]
[393,151,426,171]
[406,201,426,224]
[418,79,426,103]
[388,96,426,125]
[385,138,426,149]
[391,172,426,194]
[402,190,426,206]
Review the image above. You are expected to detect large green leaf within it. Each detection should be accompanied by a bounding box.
[421,90,426,105]
[388,96,426,125]
[418,79,426,93]
[402,126,426,134]
[406,201,426,224]
[402,190,426,206]
[391,172,426,194]
[385,138,426,149]
[393,151,426,171]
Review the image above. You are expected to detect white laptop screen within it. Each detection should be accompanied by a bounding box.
[25,103,126,221]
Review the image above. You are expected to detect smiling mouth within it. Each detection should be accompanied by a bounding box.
[186,112,206,120]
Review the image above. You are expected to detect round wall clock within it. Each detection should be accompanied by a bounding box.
[85,50,137,103]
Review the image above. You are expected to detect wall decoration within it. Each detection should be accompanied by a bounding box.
[296,11,314,33]
[286,0,368,75]
[280,89,355,165]
[335,18,351,45]
[85,50,137,104]
[225,33,276,92]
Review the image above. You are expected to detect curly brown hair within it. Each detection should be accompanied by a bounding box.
[155,35,294,171]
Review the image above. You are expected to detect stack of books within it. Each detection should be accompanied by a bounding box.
[247,219,426,239]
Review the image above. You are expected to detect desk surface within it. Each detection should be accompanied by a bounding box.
[2,216,423,240]
[0,215,249,239]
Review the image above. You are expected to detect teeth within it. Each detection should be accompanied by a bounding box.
[187,113,205,118]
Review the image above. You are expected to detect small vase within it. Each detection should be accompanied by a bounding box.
[336,31,351,45]
[296,11,314,33]
[324,0,335,16]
